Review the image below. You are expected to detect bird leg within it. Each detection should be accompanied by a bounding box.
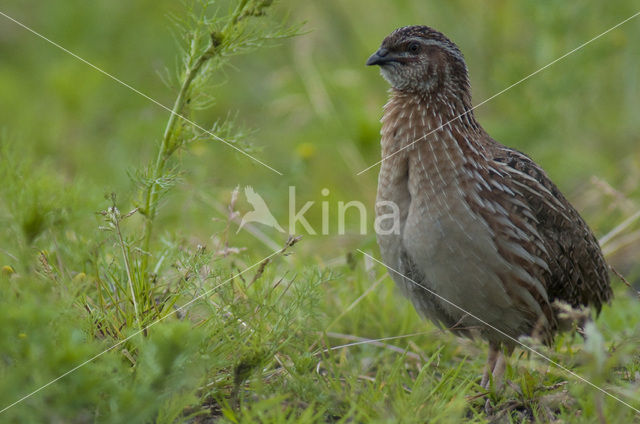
[481,342,507,415]
[491,350,506,392]
[480,342,500,390]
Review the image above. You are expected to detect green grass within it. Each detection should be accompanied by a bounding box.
[1,0,640,422]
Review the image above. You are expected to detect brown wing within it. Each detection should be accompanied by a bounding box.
[489,146,612,313]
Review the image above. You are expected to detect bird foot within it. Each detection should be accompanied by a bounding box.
[484,398,494,416]
[481,343,506,391]
[480,343,507,417]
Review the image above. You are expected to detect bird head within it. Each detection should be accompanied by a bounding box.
[367,26,470,98]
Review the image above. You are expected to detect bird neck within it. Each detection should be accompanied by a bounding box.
[379,89,491,197]
[381,90,484,155]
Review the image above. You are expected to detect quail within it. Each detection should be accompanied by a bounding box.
[367,25,612,391]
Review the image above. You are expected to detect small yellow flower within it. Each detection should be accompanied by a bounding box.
[296,142,316,160]
[2,265,15,276]
[72,272,87,283]
[18,333,27,339]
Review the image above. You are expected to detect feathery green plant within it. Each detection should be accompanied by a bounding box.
[88,0,302,337]
[139,0,301,268]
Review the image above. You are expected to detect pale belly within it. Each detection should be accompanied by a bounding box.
[378,194,537,342]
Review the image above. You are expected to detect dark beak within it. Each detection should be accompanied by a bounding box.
[366,48,397,66]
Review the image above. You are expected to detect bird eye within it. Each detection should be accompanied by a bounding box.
[408,42,420,53]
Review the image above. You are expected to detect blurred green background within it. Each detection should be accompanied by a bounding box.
[1,1,640,422]
[1,0,639,263]
[2,0,639,253]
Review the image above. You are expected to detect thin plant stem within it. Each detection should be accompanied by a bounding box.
[113,211,141,331]
[141,39,217,271]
